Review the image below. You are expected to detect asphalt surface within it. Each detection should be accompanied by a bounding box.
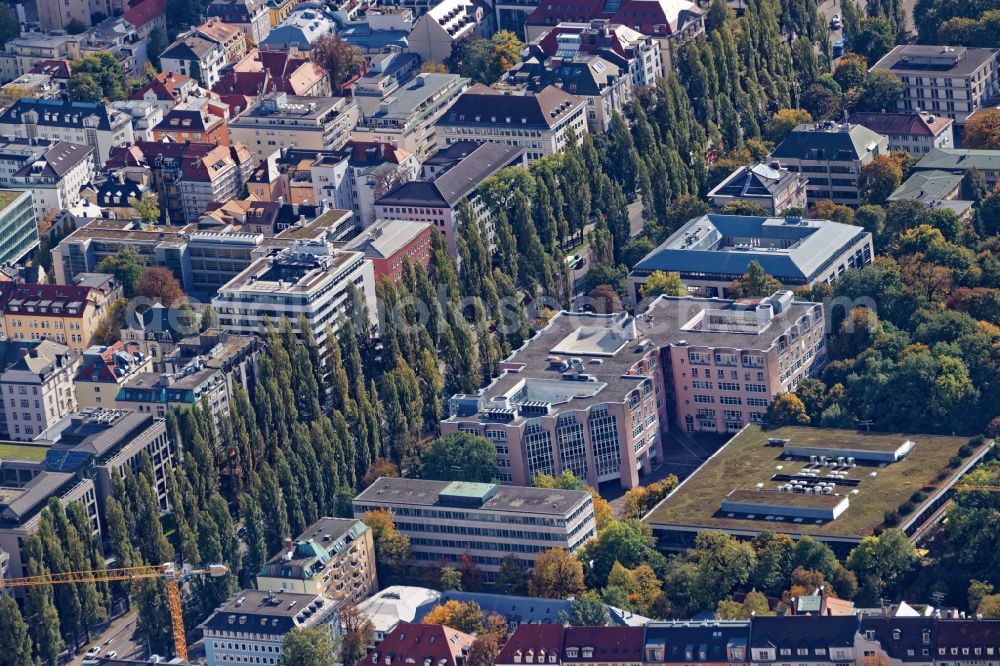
[69,610,141,665]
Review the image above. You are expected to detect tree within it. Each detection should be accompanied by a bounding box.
[716,590,772,619]
[621,476,678,519]
[856,69,905,112]
[310,34,364,87]
[766,393,810,426]
[801,83,842,121]
[129,191,160,225]
[729,260,782,298]
[850,18,894,64]
[767,108,812,144]
[68,52,126,102]
[834,53,868,92]
[721,200,770,216]
[964,109,1000,149]
[363,509,410,575]
[147,26,167,68]
[458,31,523,84]
[529,548,585,598]
[571,590,611,625]
[859,155,903,205]
[65,18,88,34]
[978,595,1000,619]
[0,595,35,666]
[466,633,501,666]
[283,626,336,666]
[846,528,917,600]
[666,195,711,232]
[136,267,184,306]
[643,271,686,298]
[92,297,128,345]
[420,432,498,482]
[969,580,994,612]
[440,567,463,591]
[98,247,146,297]
[809,200,856,225]
[422,599,488,633]
[421,62,449,73]
[339,604,374,666]
[497,554,530,596]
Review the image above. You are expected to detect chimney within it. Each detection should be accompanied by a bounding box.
[283,537,293,551]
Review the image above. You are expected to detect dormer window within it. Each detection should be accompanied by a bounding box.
[893,630,901,640]
[582,648,594,658]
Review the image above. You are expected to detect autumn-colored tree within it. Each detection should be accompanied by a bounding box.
[420,62,449,73]
[728,260,782,298]
[808,200,855,225]
[136,267,184,306]
[362,458,400,488]
[964,109,1000,150]
[766,393,810,426]
[643,271,686,299]
[422,599,488,633]
[129,191,160,225]
[859,155,903,205]
[311,34,364,87]
[339,603,374,666]
[363,509,410,574]
[588,284,622,313]
[528,548,585,598]
[766,108,813,144]
[458,31,523,84]
[466,633,501,666]
[621,476,679,519]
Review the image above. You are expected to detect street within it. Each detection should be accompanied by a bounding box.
[570,197,645,300]
[815,0,916,42]
[69,610,141,665]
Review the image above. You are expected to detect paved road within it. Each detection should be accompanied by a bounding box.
[69,610,141,665]
[816,0,916,46]
[570,198,645,300]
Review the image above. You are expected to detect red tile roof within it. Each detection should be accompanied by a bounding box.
[367,623,474,666]
[28,59,72,79]
[131,71,194,102]
[847,111,952,138]
[0,282,96,319]
[563,626,645,663]
[497,625,566,665]
[74,341,146,383]
[526,0,700,36]
[123,0,167,28]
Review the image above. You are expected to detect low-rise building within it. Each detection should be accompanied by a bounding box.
[213,240,377,355]
[707,162,808,215]
[628,214,873,299]
[0,138,95,225]
[353,73,470,162]
[194,19,250,64]
[374,141,524,254]
[888,169,974,220]
[871,45,1000,124]
[848,111,954,155]
[435,84,587,162]
[207,0,272,44]
[0,99,134,166]
[110,99,164,141]
[200,590,339,666]
[770,121,889,207]
[0,275,123,351]
[229,93,359,164]
[73,342,153,410]
[909,147,1000,189]
[0,339,80,441]
[342,219,433,283]
[256,517,378,602]
[0,34,78,82]
[353,478,597,579]
[367,622,474,666]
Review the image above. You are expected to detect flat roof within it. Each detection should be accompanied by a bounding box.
[724,488,846,509]
[873,45,998,77]
[0,442,48,461]
[643,425,986,540]
[354,477,590,516]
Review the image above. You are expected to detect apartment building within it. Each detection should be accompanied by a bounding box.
[498,625,646,666]
[0,139,96,225]
[353,478,597,580]
[0,339,80,441]
[73,342,153,409]
[104,140,255,223]
[199,590,339,666]
[37,0,90,32]
[435,84,587,162]
[352,73,470,162]
[0,99,134,166]
[910,148,1000,190]
[648,290,826,433]
[0,191,37,266]
[409,0,491,64]
[212,240,377,356]
[533,21,664,85]
[442,310,665,488]
[152,107,230,145]
[40,408,174,512]
[524,0,704,71]
[848,111,954,155]
[368,623,475,666]
[628,214,874,299]
[643,621,749,664]
[373,141,524,254]
[212,49,332,107]
[207,0,272,43]
[129,71,201,114]
[707,162,808,215]
[256,517,378,602]
[342,219,433,283]
[229,93,360,163]
[160,33,228,89]
[770,121,889,206]
[195,19,249,64]
[0,275,123,351]
[872,45,1000,124]
[750,616,859,666]
[259,4,339,50]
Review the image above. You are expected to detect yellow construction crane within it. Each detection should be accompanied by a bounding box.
[0,562,227,662]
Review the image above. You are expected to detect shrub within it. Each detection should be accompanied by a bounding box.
[883,510,900,526]
[899,500,916,516]
[949,456,964,468]
[959,445,974,458]
[910,491,926,503]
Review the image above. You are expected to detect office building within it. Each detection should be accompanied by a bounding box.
[0,275,122,351]
[0,99,134,166]
[0,191,37,266]
[628,214,874,299]
[871,45,1000,124]
[256,517,378,602]
[73,342,153,409]
[435,84,587,162]
[342,219,433,283]
[200,589,339,666]
[373,141,524,254]
[353,478,598,579]
[848,111,954,156]
[229,93,360,163]
[212,240,377,356]
[707,162,808,215]
[770,121,889,206]
[352,73,470,162]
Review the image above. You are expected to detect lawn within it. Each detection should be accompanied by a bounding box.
[643,425,985,539]
[0,441,48,462]
[0,190,24,210]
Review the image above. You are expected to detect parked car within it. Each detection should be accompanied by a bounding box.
[85,647,101,659]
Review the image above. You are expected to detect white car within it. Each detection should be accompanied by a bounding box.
[85,647,101,658]
[105,650,119,659]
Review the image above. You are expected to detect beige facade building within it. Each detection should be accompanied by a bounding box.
[256,517,378,603]
[353,478,597,582]
[73,341,153,410]
[0,339,80,441]
[37,0,90,31]
[229,93,359,164]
